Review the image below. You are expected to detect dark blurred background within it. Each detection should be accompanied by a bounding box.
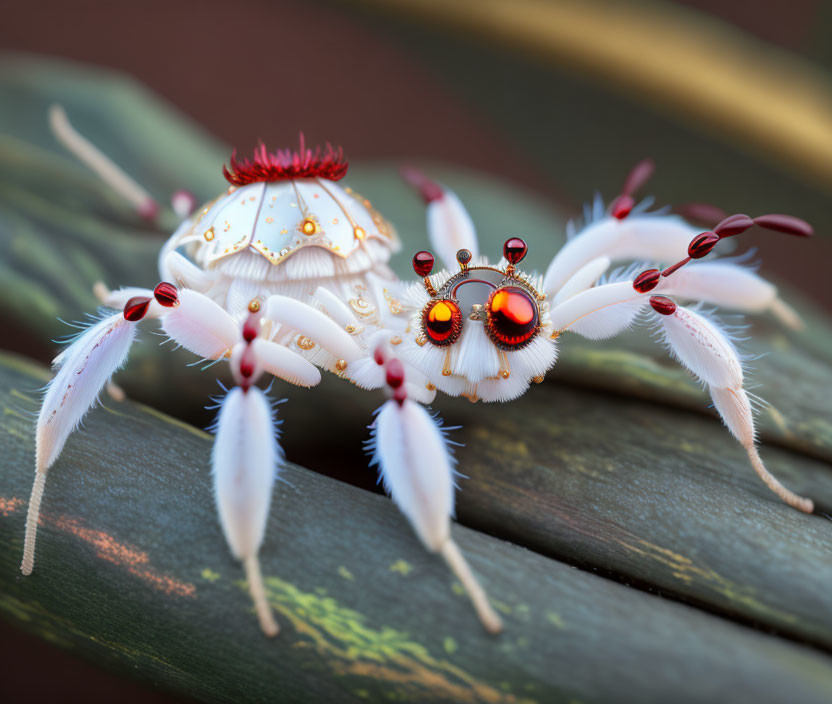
[1,0,830,701]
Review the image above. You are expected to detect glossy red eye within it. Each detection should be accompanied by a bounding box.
[423,299,462,346]
[486,286,539,348]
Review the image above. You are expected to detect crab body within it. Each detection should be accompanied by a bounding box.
[20,113,816,639]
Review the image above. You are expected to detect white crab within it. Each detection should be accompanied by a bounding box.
[22,107,814,638]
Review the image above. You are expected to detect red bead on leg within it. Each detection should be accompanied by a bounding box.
[123,296,151,322]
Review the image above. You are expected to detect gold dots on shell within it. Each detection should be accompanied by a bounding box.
[301,217,318,236]
[353,226,366,240]
[204,227,215,242]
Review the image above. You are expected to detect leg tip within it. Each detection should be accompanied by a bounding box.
[261,620,280,638]
[795,497,814,514]
[482,613,504,635]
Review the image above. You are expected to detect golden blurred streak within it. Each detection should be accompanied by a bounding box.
[352,0,832,191]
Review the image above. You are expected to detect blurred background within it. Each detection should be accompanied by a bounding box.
[1,0,830,701]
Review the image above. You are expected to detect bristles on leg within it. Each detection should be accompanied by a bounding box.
[212,386,282,636]
[24,312,136,575]
[368,398,501,634]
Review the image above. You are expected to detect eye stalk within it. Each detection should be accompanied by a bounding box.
[456,248,472,271]
[503,237,528,276]
[485,286,539,349]
[422,299,462,346]
[413,250,437,295]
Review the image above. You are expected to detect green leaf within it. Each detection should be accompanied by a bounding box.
[2,352,832,703]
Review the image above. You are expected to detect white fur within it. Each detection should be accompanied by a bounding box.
[662,262,776,312]
[212,387,281,560]
[454,321,501,383]
[254,339,321,388]
[313,286,360,329]
[265,295,362,363]
[552,256,611,304]
[38,314,135,472]
[711,387,755,447]
[659,307,743,389]
[549,281,647,339]
[543,214,698,296]
[162,251,214,292]
[162,289,238,359]
[370,400,454,551]
[427,189,479,270]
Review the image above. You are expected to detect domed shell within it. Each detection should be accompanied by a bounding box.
[187,178,398,268]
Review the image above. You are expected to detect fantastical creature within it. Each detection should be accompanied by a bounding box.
[21,107,814,637]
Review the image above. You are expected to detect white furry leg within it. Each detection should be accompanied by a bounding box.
[661,261,803,330]
[23,311,139,575]
[658,304,813,513]
[264,295,362,364]
[212,385,282,637]
[368,353,502,633]
[401,166,479,270]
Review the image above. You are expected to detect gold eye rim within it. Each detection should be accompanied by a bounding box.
[484,285,540,350]
[421,298,463,347]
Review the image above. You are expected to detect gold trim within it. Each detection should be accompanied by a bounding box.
[352,0,832,190]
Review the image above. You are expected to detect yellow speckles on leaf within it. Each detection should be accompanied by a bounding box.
[620,538,799,625]
[451,582,465,596]
[443,637,457,654]
[766,404,790,436]
[389,560,413,576]
[138,403,211,440]
[678,439,695,453]
[245,576,532,703]
[201,568,221,583]
[545,611,567,630]
[337,566,355,581]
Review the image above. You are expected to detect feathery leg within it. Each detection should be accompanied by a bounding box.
[368,351,502,634]
[657,303,812,512]
[24,309,142,574]
[401,166,479,271]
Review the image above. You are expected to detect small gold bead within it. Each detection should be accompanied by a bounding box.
[248,299,261,313]
[345,324,357,334]
[204,227,215,242]
[390,336,403,345]
[442,369,451,377]
[415,335,427,347]
[353,226,366,240]
[533,375,545,384]
[426,382,436,391]
[500,370,510,379]
[301,218,317,236]
[335,359,347,372]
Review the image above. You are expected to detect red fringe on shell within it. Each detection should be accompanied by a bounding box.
[223,134,348,186]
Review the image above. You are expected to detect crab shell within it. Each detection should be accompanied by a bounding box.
[181,178,399,276]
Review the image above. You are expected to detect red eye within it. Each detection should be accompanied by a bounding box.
[486,286,539,348]
[423,299,462,346]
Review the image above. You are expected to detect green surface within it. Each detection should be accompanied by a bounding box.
[1,54,832,703]
[2,352,832,704]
